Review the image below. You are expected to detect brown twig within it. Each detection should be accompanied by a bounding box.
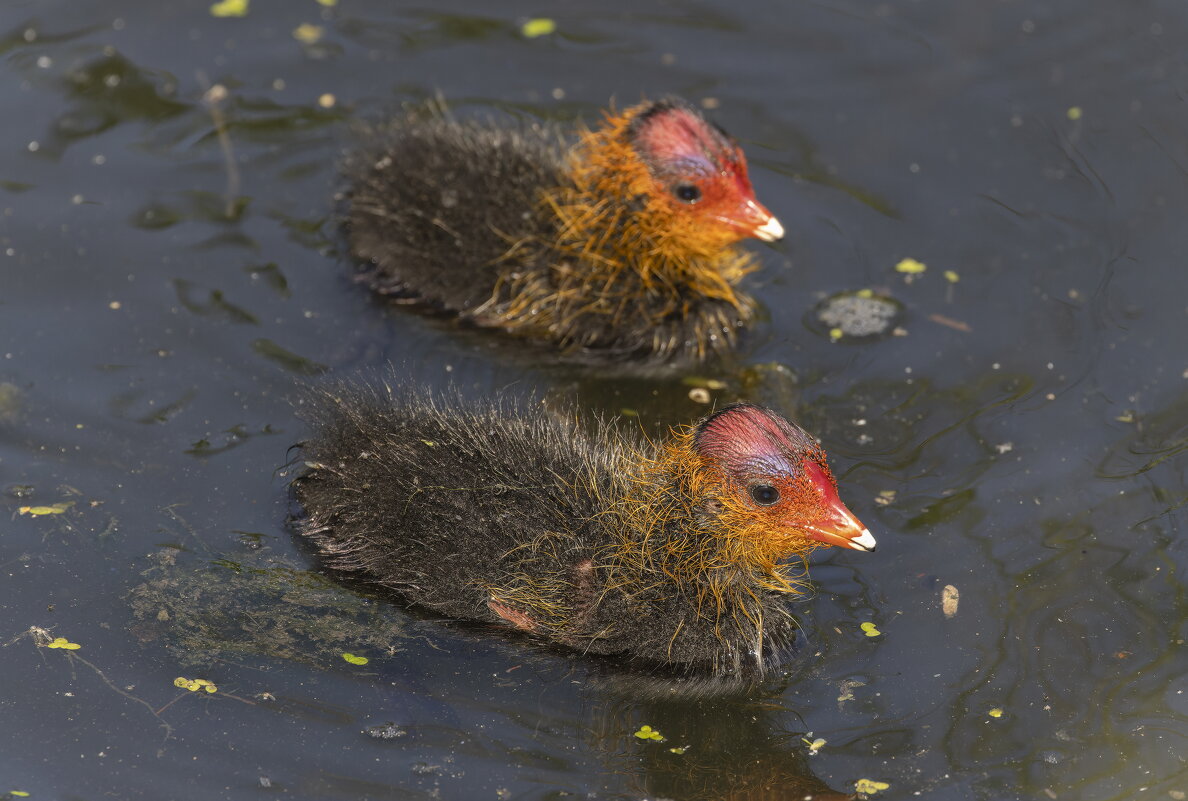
[198,72,241,219]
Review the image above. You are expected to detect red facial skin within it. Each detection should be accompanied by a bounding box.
[630,102,784,244]
[694,404,874,553]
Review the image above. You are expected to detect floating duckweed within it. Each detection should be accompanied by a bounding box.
[521,18,557,38]
[829,327,844,342]
[341,652,369,665]
[18,501,74,516]
[174,677,217,693]
[45,637,81,650]
[1067,106,1083,121]
[802,737,826,754]
[944,270,960,283]
[989,707,1004,718]
[10,792,30,798]
[292,24,322,43]
[855,779,890,794]
[633,725,665,741]
[209,0,249,17]
[860,622,881,637]
[315,0,337,6]
[895,258,926,274]
[668,745,689,754]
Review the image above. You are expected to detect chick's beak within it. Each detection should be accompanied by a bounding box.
[723,199,784,242]
[801,497,876,552]
[748,200,785,242]
[708,196,784,240]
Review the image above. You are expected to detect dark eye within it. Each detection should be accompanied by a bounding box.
[674,183,701,203]
[750,484,780,506]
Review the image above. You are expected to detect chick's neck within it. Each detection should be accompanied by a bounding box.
[602,430,811,613]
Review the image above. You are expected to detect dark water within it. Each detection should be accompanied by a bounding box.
[2,1,1186,799]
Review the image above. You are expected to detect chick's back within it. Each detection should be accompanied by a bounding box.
[344,115,566,312]
[293,387,623,619]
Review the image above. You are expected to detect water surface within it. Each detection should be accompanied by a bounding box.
[2,1,1186,799]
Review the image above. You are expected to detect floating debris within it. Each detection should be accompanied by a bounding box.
[942,585,960,618]
[209,0,249,17]
[856,778,890,794]
[895,258,926,274]
[293,24,323,43]
[812,290,903,342]
[174,677,217,693]
[860,622,882,637]
[127,549,408,669]
[928,313,971,332]
[837,677,866,704]
[364,723,407,740]
[521,18,556,38]
[18,501,74,516]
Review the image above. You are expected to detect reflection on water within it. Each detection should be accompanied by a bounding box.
[125,543,859,799]
[597,688,857,801]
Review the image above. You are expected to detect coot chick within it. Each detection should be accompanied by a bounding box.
[345,97,784,363]
[293,387,874,677]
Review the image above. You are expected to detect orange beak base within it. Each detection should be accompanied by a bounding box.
[801,497,876,552]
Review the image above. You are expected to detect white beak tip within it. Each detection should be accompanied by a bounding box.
[850,529,877,552]
[753,215,785,242]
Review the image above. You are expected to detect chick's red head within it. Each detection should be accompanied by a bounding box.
[694,403,875,555]
[628,98,784,245]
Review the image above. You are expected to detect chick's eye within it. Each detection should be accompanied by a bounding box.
[674,183,702,203]
[750,484,780,506]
